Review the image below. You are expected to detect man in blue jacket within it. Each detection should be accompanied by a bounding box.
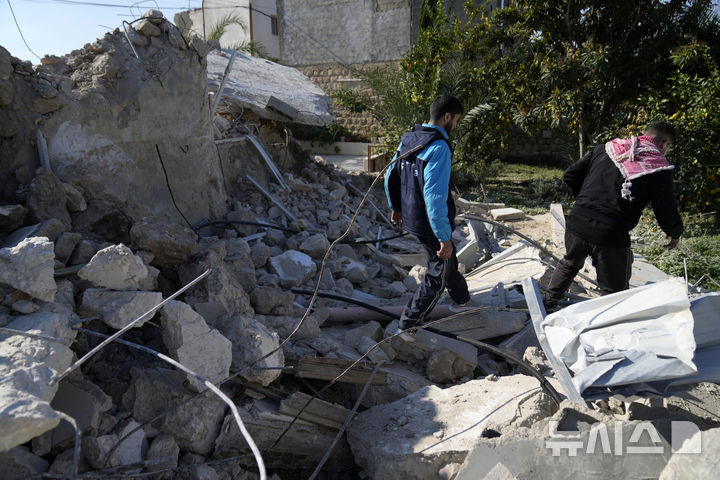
[385,94,470,340]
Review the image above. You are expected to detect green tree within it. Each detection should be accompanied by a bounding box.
[606,40,720,214]
[207,14,267,57]
[482,0,720,156]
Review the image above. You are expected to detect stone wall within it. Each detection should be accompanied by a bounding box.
[300,62,396,138]
[278,0,418,67]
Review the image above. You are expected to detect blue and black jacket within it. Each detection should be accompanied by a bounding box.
[384,123,456,241]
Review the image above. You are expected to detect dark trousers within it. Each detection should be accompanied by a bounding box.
[545,229,633,305]
[399,235,470,328]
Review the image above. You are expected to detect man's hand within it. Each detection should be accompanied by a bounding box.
[437,240,453,260]
[664,236,680,250]
[391,211,402,228]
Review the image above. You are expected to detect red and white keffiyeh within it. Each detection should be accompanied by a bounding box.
[605,135,674,201]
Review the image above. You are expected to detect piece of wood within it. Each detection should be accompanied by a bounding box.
[279,392,350,430]
[522,277,584,404]
[292,356,388,385]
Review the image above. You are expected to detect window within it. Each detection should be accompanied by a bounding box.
[271,16,278,36]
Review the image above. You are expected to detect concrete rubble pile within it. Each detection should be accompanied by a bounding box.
[2,10,720,480]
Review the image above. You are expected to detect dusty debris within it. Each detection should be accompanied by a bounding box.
[1,7,719,479]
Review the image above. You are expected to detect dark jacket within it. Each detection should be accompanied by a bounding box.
[384,124,456,240]
[564,144,684,248]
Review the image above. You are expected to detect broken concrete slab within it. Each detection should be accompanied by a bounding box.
[78,243,149,290]
[0,311,76,451]
[79,289,163,329]
[347,375,555,480]
[123,367,226,455]
[340,258,370,284]
[456,400,672,480]
[206,49,334,126]
[160,300,232,391]
[0,236,56,302]
[659,426,719,479]
[268,250,317,288]
[350,363,432,408]
[130,217,198,266]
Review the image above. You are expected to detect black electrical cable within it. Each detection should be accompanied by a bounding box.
[194,219,411,245]
[290,289,563,406]
[290,288,399,319]
[155,144,198,234]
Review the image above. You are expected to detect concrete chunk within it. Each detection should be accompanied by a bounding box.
[80,289,163,329]
[130,217,197,266]
[490,207,525,221]
[267,250,317,288]
[0,312,76,452]
[123,367,226,455]
[0,237,56,302]
[160,301,232,391]
[215,315,284,386]
[299,233,330,259]
[78,244,149,290]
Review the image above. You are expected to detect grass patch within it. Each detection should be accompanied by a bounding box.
[633,212,720,290]
[460,162,573,211]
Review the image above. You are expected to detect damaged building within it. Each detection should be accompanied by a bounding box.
[2,8,720,480]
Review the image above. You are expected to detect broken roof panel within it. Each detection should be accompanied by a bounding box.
[526,277,720,400]
[206,49,334,125]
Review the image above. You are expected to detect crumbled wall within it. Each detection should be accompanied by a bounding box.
[0,19,229,230]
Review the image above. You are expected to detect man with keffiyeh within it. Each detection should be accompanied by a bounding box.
[543,121,684,310]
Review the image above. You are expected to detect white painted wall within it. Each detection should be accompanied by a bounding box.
[186,0,279,60]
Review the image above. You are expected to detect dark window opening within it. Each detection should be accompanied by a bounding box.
[271,16,278,36]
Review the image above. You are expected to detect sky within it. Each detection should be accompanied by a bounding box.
[2,0,720,63]
[1,0,205,61]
